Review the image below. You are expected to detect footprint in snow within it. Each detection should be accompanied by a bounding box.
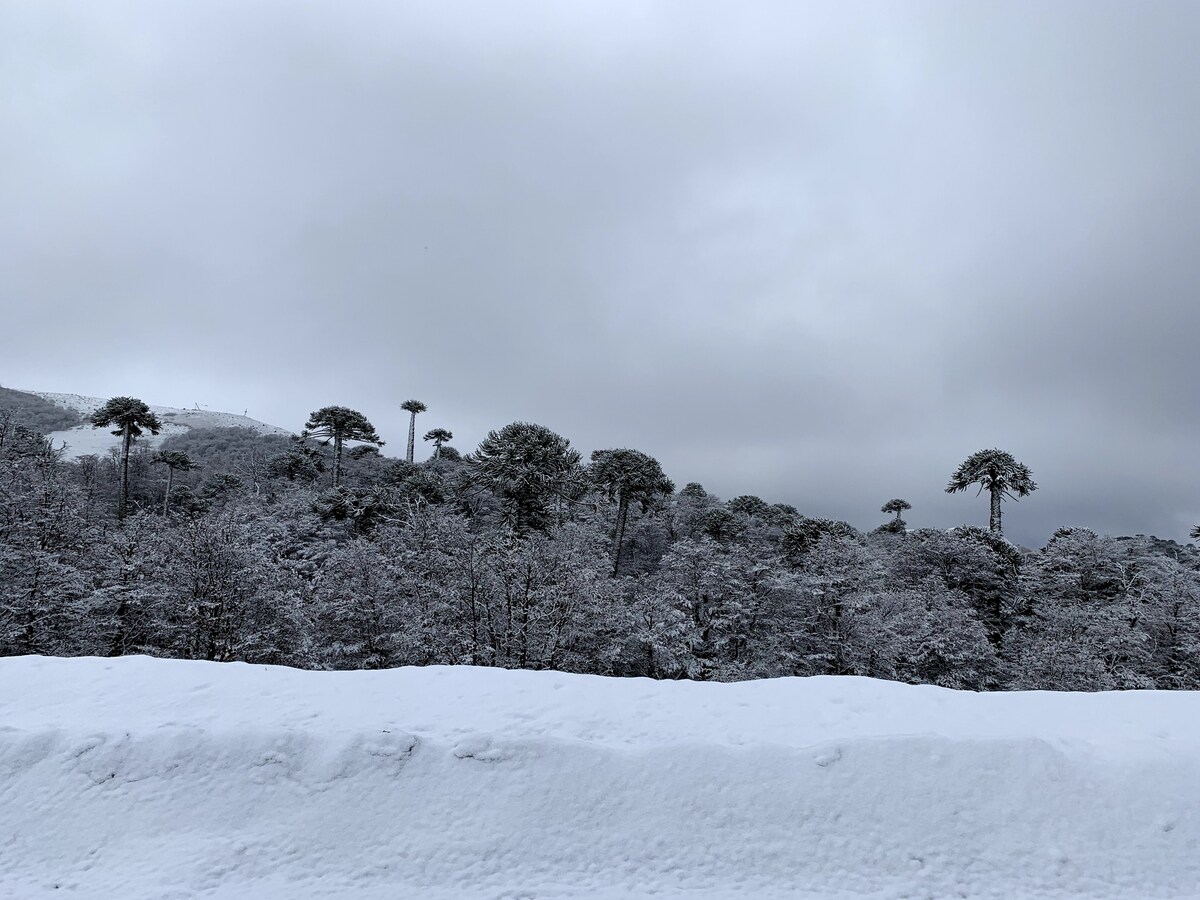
[452,735,511,762]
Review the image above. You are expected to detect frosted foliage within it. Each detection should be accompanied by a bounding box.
[1,413,1199,690]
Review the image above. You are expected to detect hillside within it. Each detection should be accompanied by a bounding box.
[1,657,1197,899]
[0,386,83,433]
[15,390,292,459]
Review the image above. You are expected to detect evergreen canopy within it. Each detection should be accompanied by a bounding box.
[90,396,163,439]
[152,450,197,514]
[471,421,582,532]
[423,427,453,458]
[90,396,163,521]
[589,448,674,575]
[152,450,197,472]
[302,406,383,487]
[946,449,1036,535]
[303,406,384,446]
[588,449,674,511]
[401,399,427,463]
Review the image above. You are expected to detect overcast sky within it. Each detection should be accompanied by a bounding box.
[3,0,1199,546]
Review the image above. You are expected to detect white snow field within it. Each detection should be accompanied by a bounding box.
[1,657,1198,900]
[21,391,292,460]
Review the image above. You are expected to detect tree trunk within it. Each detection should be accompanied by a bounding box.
[119,425,131,522]
[989,485,1002,534]
[163,467,174,515]
[333,435,343,487]
[612,496,629,577]
[407,413,416,463]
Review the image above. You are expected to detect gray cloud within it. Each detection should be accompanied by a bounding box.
[3,0,1199,546]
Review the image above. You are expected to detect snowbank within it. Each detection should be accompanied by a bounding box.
[1,657,1197,899]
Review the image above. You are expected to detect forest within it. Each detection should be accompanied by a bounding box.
[2,388,1198,691]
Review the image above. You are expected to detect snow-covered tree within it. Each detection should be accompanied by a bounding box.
[152,450,197,514]
[90,396,163,521]
[588,448,674,575]
[1007,529,1151,690]
[302,406,384,488]
[423,427,452,459]
[879,498,911,533]
[401,399,427,463]
[946,448,1036,535]
[312,538,403,668]
[470,422,583,533]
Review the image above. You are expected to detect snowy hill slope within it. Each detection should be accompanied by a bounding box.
[1,657,1198,899]
[21,391,292,459]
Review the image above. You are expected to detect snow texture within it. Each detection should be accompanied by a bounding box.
[21,391,291,460]
[1,656,1198,899]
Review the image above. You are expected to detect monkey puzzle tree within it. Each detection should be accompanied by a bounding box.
[302,406,384,488]
[90,396,163,521]
[152,450,197,514]
[727,495,771,518]
[401,399,427,463]
[946,449,1036,536]
[880,498,912,533]
[470,421,582,532]
[588,448,675,576]
[423,427,453,459]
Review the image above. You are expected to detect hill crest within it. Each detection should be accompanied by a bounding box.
[20,389,292,459]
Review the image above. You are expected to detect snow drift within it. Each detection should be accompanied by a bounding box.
[1,657,1197,899]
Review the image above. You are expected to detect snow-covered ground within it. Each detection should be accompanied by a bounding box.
[21,391,292,460]
[1,657,1197,899]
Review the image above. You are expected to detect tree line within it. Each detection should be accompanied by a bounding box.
[1,390,1197,690]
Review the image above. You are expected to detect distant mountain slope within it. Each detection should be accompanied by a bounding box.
[21,390,293,460]
[0,386,84,433]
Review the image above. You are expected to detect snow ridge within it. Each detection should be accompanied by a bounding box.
[1,657,1198,899]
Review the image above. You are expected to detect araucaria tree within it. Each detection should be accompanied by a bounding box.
[423,428,452,459]
[152,450,197,514]
[881,498,912,532]
[589,448,675,575]
[470,421,582,532]
[946,449,1037,536]
[302,406,384,488]
[401,399,426,463]
[90,396,164,521]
